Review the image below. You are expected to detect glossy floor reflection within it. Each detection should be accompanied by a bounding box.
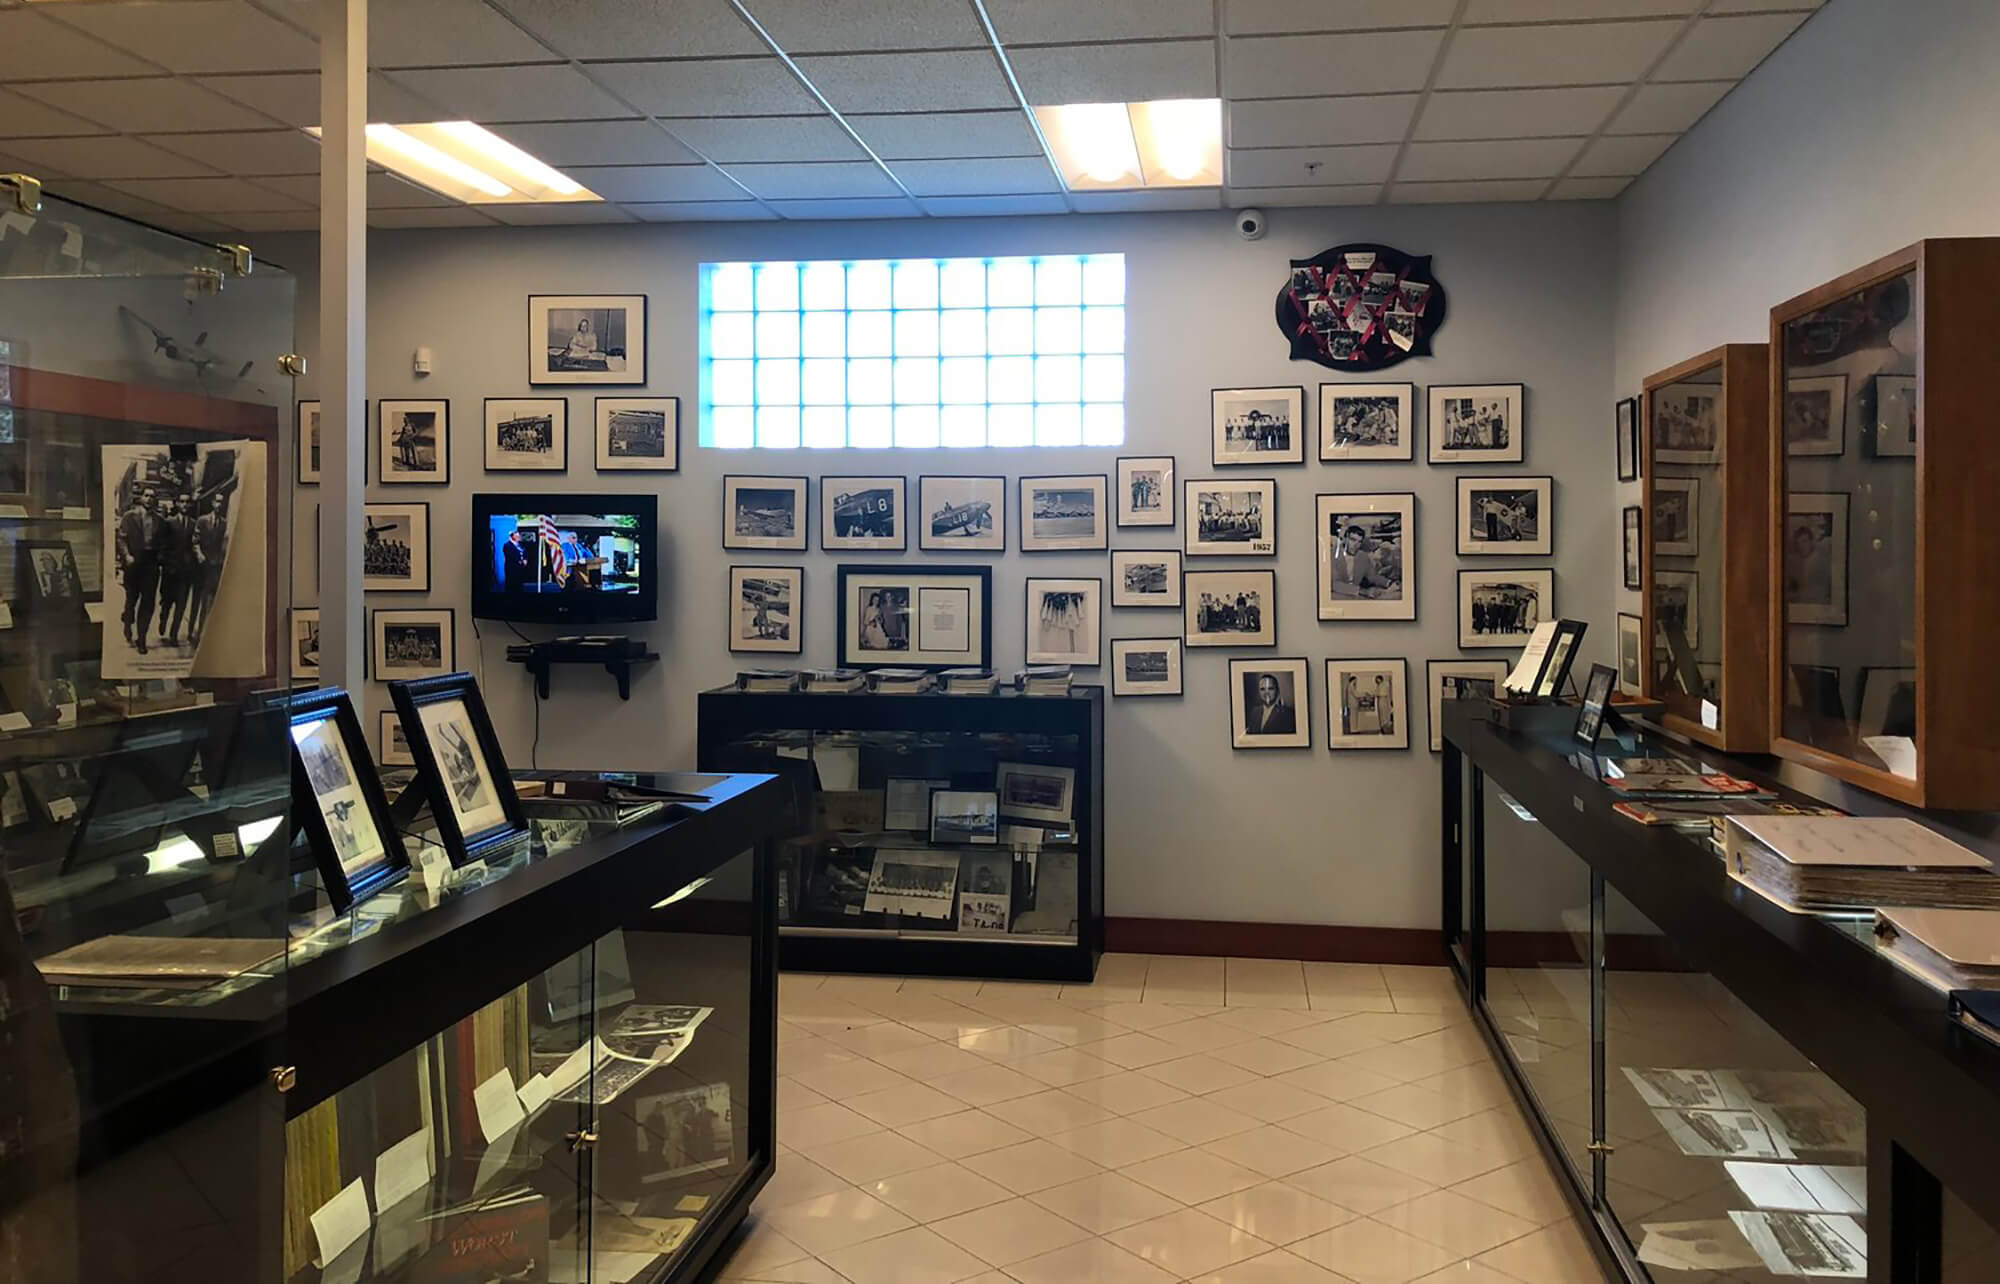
[720,955,1612,1283]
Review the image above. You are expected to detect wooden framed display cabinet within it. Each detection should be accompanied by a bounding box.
[1640,342,1771,751]
[1768,238,2000,808]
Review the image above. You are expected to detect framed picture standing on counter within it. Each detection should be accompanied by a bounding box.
[290,687,408,911]
[388,672,529,867]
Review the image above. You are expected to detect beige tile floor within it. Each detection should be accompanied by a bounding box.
[720,955,1613,1283]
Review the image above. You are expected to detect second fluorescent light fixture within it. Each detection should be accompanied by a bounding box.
[307,121,601,205]
[1034,98,1222,191]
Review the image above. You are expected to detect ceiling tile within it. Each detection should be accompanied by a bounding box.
[661,116,862,163]
[1226,144,1399,188]
[847,111,1041,160]
[143,130,323,177]
[252,172,460,209]
[195,73,442,127]
[721,160,901,200]
[746,0,988,52]
[225,210,321,232]
[18,78,279,133]
[387,64,633,123]
[1435,21,1681,89]
[491,120,700,166]
[484,202,638,225]
[5,135,218,180]
[43,1,319,74]
[370,207,505,228]
[494,0,764,59]
[1708,0,1823,11]
[1228,31,1445,98]
[1229,96,1418,148]
[628,201,779,221]
[1226,0,1457,35]
[562,164,748,202]
[1068,189,1223,212]
[887,157,1059,197]
[1399,137,1580,181]
[1389,178,1546,203]
[1549,176,1631,199]
[1222,183,1379,207]
[364,0,557,67]
[1009,41,1216,105]
[0,10,158,79]
[1416,86,1624,139]
[1607,80,1730,133]
[106,176,311,214]
[36,181,173,223]
[1653,12,1809,81]
[1569,132,1676,176]
[770,197,924,219]
[919,194,1068,217]
[588,58,820,116]
[793,51,1015,112]
[0,86,106,138]
[1463,0,1695,19]
[986,0,1214,44]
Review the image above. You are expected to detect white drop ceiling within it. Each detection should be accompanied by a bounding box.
[0,0,1821,239]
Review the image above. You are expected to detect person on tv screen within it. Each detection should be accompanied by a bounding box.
[502,526,531,593]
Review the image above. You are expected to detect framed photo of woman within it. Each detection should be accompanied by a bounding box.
[836,564,992,670]
[529,294,647,386]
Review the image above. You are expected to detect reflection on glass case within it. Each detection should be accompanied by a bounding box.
[1641,343,1771,751]
[1769,239,2000,807]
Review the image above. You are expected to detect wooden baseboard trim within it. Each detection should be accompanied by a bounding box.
[1103,918,1695,972]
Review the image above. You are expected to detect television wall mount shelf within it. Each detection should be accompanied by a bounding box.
[507,638,660,700]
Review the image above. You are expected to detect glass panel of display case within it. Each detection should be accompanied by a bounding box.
[1775,268,1917,785]
[1942,1186,2000,1284]
[1601,884,1868,1282]
[0,192,297,1281]
[1647,362,1725,729]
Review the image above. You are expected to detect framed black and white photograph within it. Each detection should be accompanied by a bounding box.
[1316,492,1413,621]
[1020,474,1108,551]
[1111,549,1182,608]
[1655,568,1700,650]
[1783,492,1849,626]
[388,672,528,867]
[995,761,1075,824]
[930,789,999,845]
[376,399,449,485]
[821,475,906,551]
[1616,396,1640,481]
[1653,476,1698,556]
[1428,384,1524,464]
[363,502,431,593]
[379,709,414,767]
[919,475,1005,551]
[297,399,322,485]
[1115,456,1175,527]
[1617,612,1644,693]
[1427,659,1508,752]
[1784,375,1848,457]
[1212,386,1304,465]
[594,396,678,472]
[36,439,91,514]
[723,474,807,551]
[485,397,568,472]
[1653,383,1721,465]
[1575,664,1617,745]
[370,607,455,681]
[1026,577,1101,667]
[16,539,83,619]
[289,687,407,911]
[529,293,646,386]
[1111,637,1183,697]
[1320,383,1413,461]
[1229,657,1310,749]
[1458,568,1553,649]
[1326,658,1408,750]
[1868,374,1917,458]
[1856,665,1916,738]
[1185,478,1276,556]
[291,608,320,680]
[1623,506,1643,589]
[837,564,991,670]
[728,565,802,654]
[1185,568,1276,648]
[1457,476,1552,557]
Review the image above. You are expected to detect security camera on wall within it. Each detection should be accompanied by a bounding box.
[1236,209,1268,241]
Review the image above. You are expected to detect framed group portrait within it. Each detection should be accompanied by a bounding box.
[1114,456,1175,527]
[1212,386,1304,466]
[1320,383,1413,461]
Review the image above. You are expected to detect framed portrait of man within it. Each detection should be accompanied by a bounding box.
[1229,657,1310,749]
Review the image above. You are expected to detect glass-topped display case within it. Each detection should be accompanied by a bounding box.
[1769,238,2000,808]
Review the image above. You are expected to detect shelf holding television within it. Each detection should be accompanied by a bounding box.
[696,686,1105,981]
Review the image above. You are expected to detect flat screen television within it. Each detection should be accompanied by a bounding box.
[471,493,657,624]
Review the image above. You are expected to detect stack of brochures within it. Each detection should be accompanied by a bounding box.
[1015,665,1073,696]
[941,667,999,695]
[803,668,866,693]
[867,668,937,694]
[734,668,800,693]
[1874,907,2000,991]
[1723,816,2000,912]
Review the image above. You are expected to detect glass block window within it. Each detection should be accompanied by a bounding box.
[699,254,1126,448]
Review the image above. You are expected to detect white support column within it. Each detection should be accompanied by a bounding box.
[318,0,366,693]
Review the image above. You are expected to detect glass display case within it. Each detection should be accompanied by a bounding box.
[1769,238,2000,808]
[698,686,1104,981]
[1641,342,1771,752]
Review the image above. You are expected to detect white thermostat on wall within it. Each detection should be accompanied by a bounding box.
[413,346,433,375]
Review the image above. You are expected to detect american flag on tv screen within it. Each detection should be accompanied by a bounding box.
[538,514,565,581]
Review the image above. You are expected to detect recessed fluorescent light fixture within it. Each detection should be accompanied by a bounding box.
[1033,98,1222,191]
[306,121,600,205]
